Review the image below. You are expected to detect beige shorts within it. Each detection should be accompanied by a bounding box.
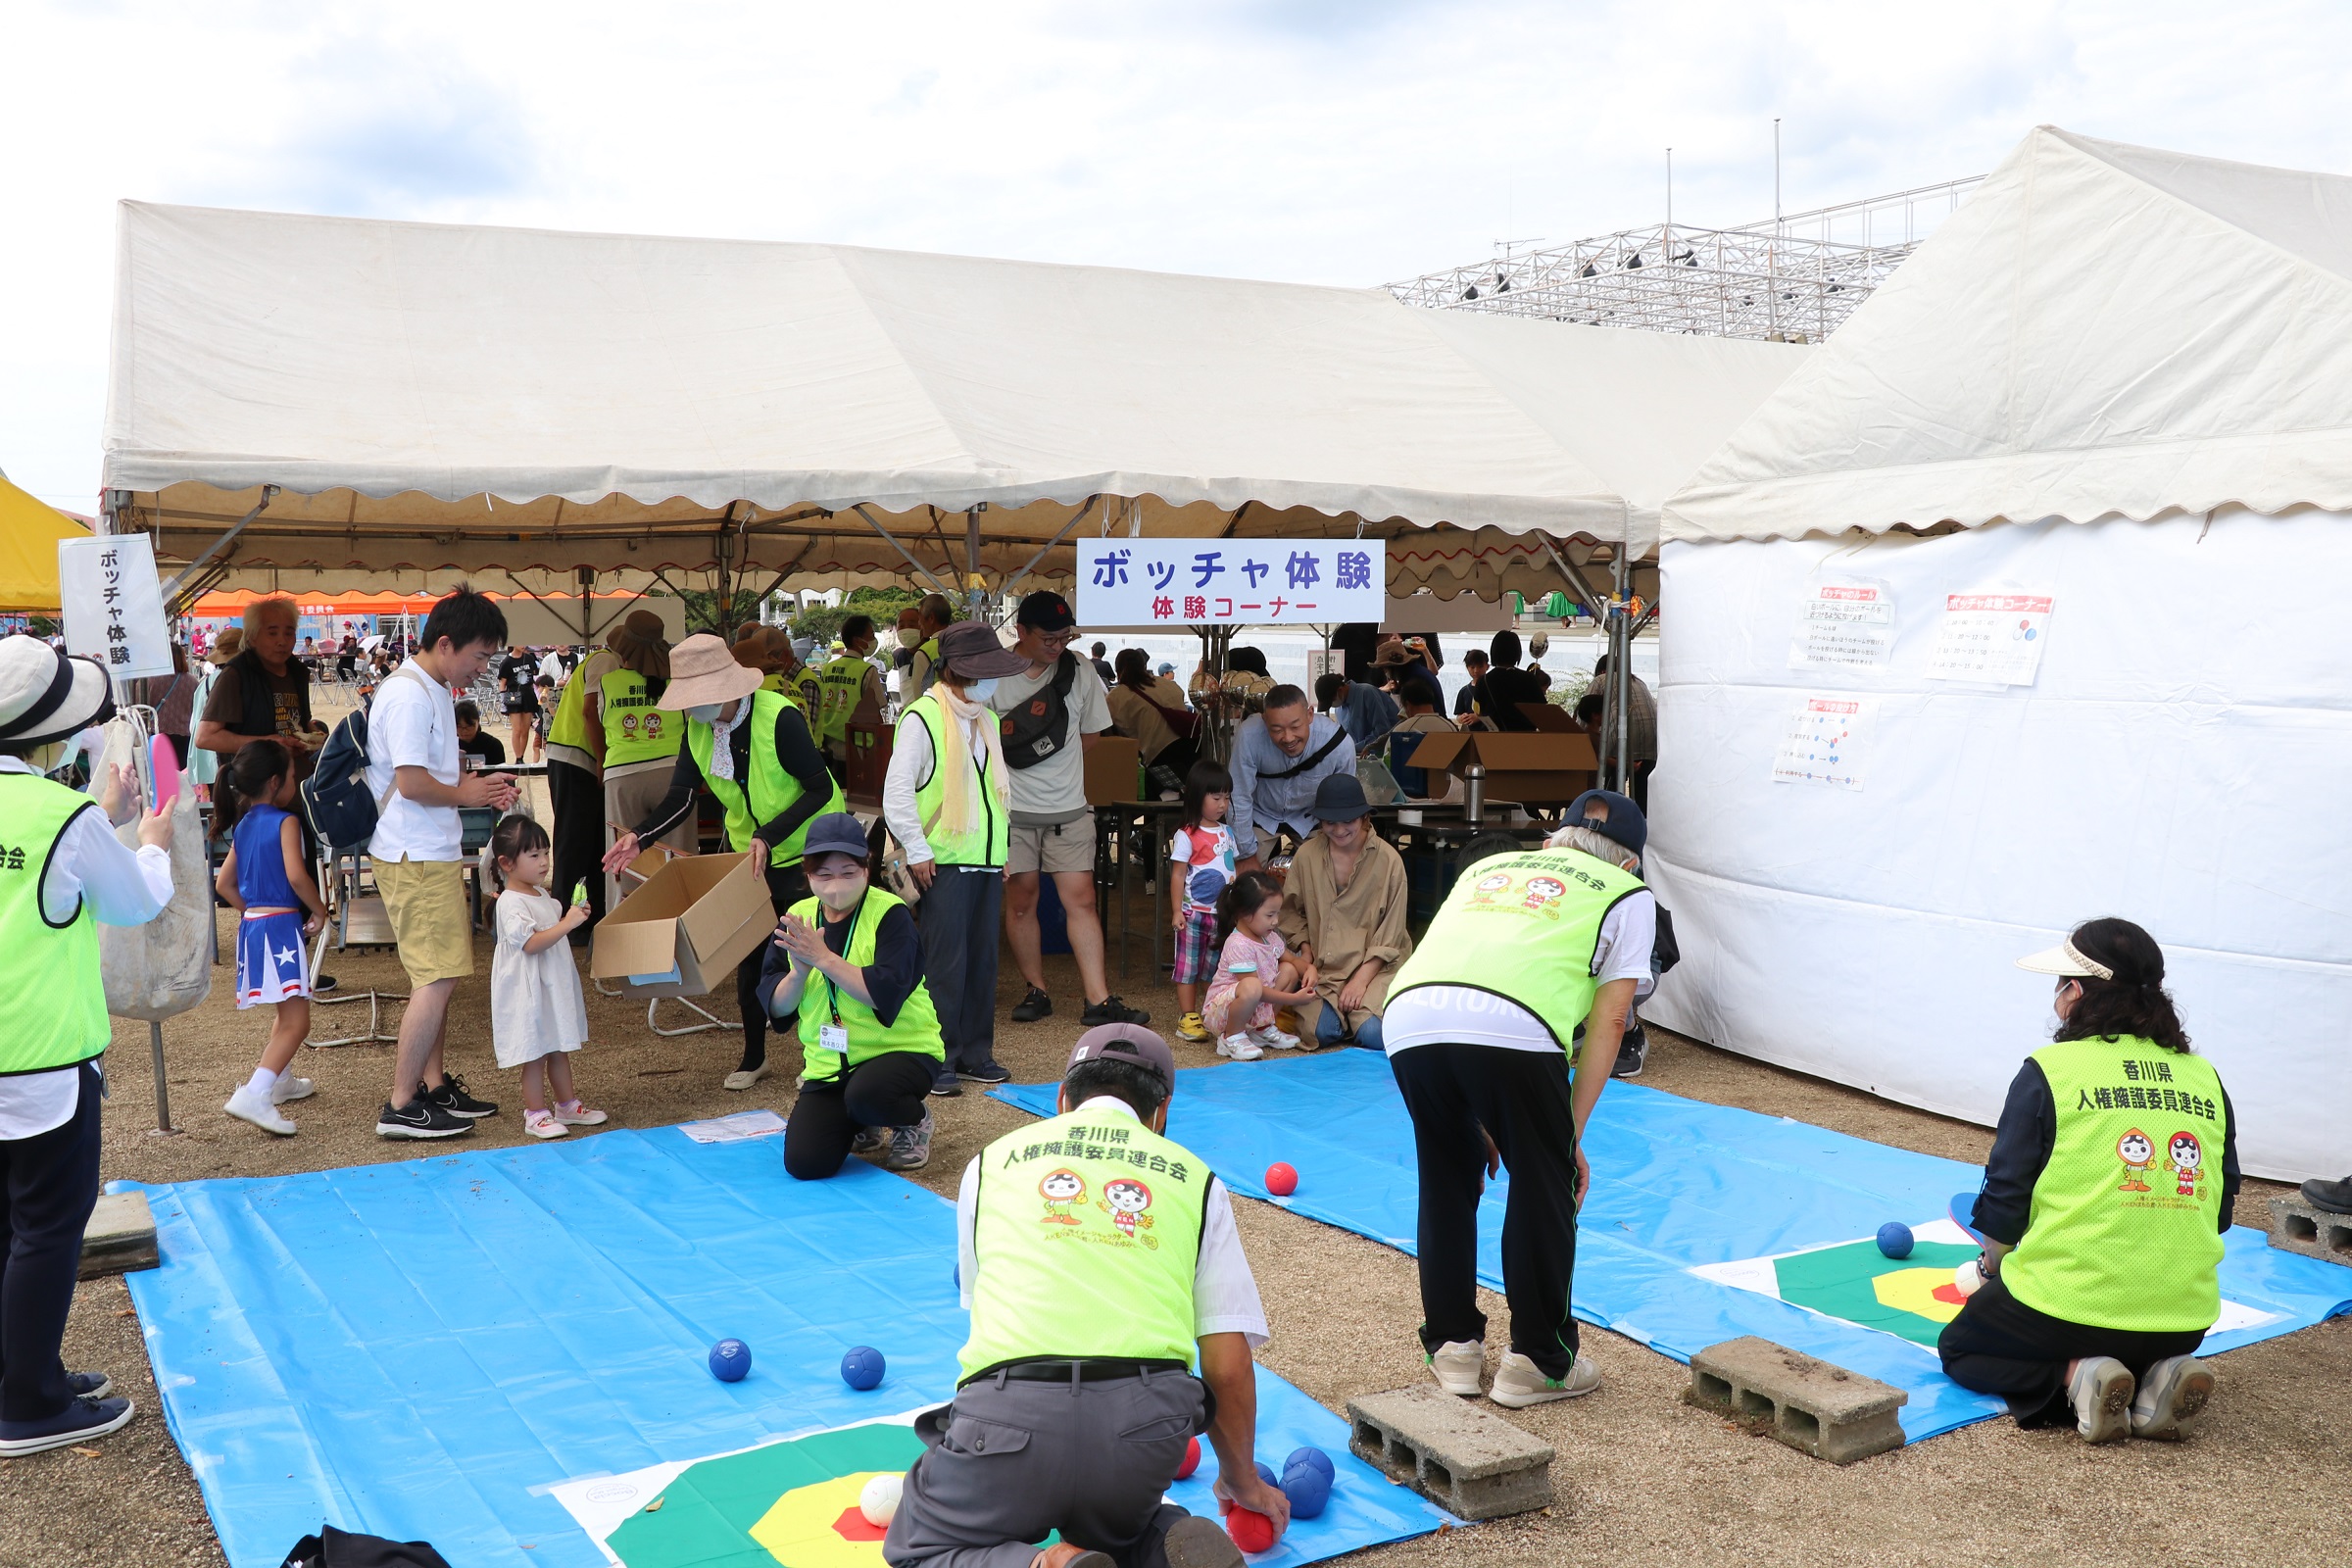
[1007,818,1095,877]
[374,857,474,987]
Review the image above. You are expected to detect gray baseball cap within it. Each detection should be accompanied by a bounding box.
[1065,1022,1176,1093]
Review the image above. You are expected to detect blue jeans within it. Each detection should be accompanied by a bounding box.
[1315,1004,1384,1052]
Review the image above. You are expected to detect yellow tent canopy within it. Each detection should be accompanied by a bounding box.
[0,472,89,613]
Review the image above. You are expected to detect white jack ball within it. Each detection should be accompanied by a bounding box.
[1954,1258,1984,1298]
[859,1472,904,1528]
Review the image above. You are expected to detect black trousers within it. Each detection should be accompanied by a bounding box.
[920,865,1004,1072]
[735,861,810,1074]
[0,1061,102,1424]
[545,760,606,928]
[1390,1043,1582,1378]
[783,1052,940,1180]
[1937,1272,2208,1427]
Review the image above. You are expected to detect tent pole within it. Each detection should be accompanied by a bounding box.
[1535,535,1609,623]
[851,504,958,599]
[1002,497,1099,597]
[1610,550,1631,793]
[158,485,277,604]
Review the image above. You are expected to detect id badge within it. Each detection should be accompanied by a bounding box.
[819,1023,850,1056]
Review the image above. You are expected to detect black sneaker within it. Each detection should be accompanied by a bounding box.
[313,972,338,994]
[930,1064,964,1098]
[0,1395,135,1457]
[1611,1022,1648,1079]
[376,1098,473,1140]
[425,1073,498,1118]
[2303,1175,2352,1214]
[1010,987,1053,1023]
[66,1372,113,1400]
[958,1059,1012,1085]
[1081,996,1151,1028]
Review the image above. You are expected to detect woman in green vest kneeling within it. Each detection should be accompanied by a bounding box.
[759,813,944,1177]
[1938,919,2238,1443]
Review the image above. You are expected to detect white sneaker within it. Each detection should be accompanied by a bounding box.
[223,1085,296,1136]
[553,1100,608,1126]
[2068,1355,2135,1444]
[1216,1034,1264,1061]
[270,1075,316,1104]
[2129,1354,2214,1441]
[1488,1349,1600,1407]
[723,1061,770,1092]
[523,1109,569,1141]
[1428,1340,1485,1396]
[1250,1025,1301,1051]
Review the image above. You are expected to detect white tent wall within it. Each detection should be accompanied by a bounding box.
[1641,508,2352,1182]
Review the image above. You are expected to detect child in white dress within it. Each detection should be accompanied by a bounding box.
[487,815,606,1140]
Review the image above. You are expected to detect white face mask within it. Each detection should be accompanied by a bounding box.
[898,627,922,648]
[685,703,722,725]
[961,677,999,705]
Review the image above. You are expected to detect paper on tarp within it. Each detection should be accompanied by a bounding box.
[591,851,774,998]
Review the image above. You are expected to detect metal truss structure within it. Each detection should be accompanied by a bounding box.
[1388,176,1984,342]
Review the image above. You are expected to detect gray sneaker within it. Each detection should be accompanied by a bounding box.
[880,1111,934,1172]
[2067,1355,2134,1443]
[2130,1354,2215,1441]
[849,1125,888,1157]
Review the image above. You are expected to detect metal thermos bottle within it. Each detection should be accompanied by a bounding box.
[1464,763,1486,826]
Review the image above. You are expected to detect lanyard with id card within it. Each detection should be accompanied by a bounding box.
[815,895,861,1058]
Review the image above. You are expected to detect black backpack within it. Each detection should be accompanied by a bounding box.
[298,666,430,850]
[999,652,1080,769]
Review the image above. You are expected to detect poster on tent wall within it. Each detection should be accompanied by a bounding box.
[1927,591,2053,685]
[58,533,172,682]
[1787,576,1895,670]
[1077,539,1384,626]
[1770,695,1875,790]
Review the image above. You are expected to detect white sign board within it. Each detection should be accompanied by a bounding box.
[1771,695,1874,790]
[1788,575,1895,670]
[1927,591,2053,686]
[59,533,173,682]
[1076,539,1384,627]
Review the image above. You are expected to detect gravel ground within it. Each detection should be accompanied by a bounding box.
[3,868,2343,1567]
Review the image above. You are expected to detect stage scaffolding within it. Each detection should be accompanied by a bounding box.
[1387,175,1984,342]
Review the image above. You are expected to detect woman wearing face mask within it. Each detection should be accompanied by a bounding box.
[603,633,844,1091]
[880,621,1034,1097]
[760,812,946,1176]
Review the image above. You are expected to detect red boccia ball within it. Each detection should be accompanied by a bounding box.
[1264,1162,1298,1198]
[1227,1506,1276,1554]
[1175,1435,1201,1479]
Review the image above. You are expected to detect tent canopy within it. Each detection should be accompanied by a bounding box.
[0,472,90,613]
[103,202,1804,600]
[1665,127,2352,543]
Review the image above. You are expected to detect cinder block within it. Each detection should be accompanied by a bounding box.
[1346,1386,1554,1520]
[2266,1196,2352,1267]
[1686,1337,1906,1464]
[79,1191,158,1279]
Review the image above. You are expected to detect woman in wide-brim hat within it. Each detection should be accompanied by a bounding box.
[602,632,844,1091]
[0,636,173,1457]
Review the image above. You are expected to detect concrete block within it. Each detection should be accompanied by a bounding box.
[79,1191,158,1279]
[2266,1196,2352,1267]
[1346,1386,1554,1520]
[1686,1337,1906,1464]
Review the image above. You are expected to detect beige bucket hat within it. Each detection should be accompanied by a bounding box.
[656,632,763,711]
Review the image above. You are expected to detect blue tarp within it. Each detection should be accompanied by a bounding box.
[122,1129,1447,1568]
[996,1053,2352,1441]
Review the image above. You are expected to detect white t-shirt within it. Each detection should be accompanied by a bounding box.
[366,661,464,860]
[987,654,1111,822]
[1168,823,1237,913]
[1383,889,1657,1056]
[957,1095,1269,1348]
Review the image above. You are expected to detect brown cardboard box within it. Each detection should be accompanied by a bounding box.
[1084,736,1141,806]
[1404,730,1597,807]
[590,850,776,998]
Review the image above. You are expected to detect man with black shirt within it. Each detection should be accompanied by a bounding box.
[1480,631,1551,733]
[1452,649,1489,720]
[454,701,507,767]
[193,598,322,773]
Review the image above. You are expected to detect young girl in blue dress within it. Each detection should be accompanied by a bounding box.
[212,741,330,1135]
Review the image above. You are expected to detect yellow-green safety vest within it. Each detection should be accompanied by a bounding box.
[1387,846,1645,1054]
[683,689,843,866]
[908,636,942,701]
[547,658,594,750]
[0,772,110,1076]
[900,692,1008,869]
[960,1104,1207,1380]
[790,886,945,1079]
[815,654,870,745]
[599,668,683,768]
[2000,1035,2230,1334]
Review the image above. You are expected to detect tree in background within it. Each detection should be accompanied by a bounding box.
[789,585,919,649]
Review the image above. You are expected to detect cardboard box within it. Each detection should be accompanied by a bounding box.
[843,690,890,812]
[590,850,775,998]
[1403,730,1597,808]
[1085,736,1141,806]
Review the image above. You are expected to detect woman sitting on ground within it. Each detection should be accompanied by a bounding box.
[1937,917,2238,1444]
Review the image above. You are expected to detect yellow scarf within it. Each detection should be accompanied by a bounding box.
[931,683,1008,839]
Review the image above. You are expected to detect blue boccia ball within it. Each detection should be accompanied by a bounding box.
[841,1345,887,1391]
[1255,1459,1280,1489]
[1281,1462,1332,1520]
[1284,1446,1335,1485]
[1876,1221,1915,1259]
[708,1338,752,1383]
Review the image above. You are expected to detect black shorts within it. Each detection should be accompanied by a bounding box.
[500,691,539,715]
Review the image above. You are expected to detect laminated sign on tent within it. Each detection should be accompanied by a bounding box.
[1647,126,2352,1181]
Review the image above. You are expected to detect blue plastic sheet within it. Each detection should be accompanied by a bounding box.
[996,1053,2352,1441]
[122,1128,1446,1568]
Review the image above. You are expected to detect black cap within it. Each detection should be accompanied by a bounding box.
[799,811,872,864]
[1309,771,1374,821]
[1015,590,1076,631]
[1563,789,1645,858]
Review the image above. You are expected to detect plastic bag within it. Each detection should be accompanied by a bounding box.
[89,715,214,1021]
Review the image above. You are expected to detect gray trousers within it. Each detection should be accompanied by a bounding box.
[885,1368,1207,1568]
[919,864,1004,1071]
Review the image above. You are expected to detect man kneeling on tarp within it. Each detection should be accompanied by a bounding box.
[887,1025,1289,1568]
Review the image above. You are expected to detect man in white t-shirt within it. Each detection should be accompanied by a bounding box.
[1380,790,1653,1410]
[367,589,517,1140]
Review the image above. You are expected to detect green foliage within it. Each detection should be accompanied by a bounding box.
[790,586,919,648]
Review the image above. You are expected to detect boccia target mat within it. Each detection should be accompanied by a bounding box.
[122,1128,1446,1568]
[996,1053,2352,1443]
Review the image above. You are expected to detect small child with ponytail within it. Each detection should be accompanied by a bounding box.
[213,740,330,1135]
[1202,869,1313,1061]
[487,814,605,1138]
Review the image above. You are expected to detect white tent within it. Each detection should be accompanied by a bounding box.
[101,202,1804,605]
[1648,126,2352,1181]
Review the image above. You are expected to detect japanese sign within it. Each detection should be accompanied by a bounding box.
[1927,591,2053,686]
[1075,539,1384,626]
[59,532,173,683]
[1770,695,1874,790]
[1788,575,1895,670]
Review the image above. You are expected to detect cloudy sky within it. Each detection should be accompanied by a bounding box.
[7,0,2348,509]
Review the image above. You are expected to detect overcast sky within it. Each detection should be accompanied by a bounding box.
[8,0,2349,509]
